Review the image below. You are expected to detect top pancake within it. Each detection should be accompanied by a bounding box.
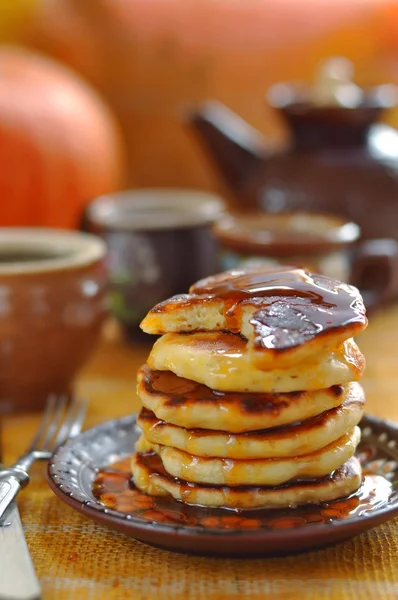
[140,265,367,368]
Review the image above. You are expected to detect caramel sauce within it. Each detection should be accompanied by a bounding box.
[189,266,367,350]
[224,298,243,333]
[92,455,393,531]
[190,266,316,298]
[140,452,334,487]
[138,396,360,443]
[142,364,309,415]
[142,452,169,477]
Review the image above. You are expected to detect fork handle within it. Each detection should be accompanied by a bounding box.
[0,476,21,521]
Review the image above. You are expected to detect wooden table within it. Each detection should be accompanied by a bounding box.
[3,307,398,600]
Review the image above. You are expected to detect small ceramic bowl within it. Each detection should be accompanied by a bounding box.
[0,228,107,413]
[212,211,398,308]
[86,189,225,340]
[213,211,360,282]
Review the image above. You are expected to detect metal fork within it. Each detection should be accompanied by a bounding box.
[0,394,88,521]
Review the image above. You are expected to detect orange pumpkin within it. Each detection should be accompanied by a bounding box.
[0,46,125,228]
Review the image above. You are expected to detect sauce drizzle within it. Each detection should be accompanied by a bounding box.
[189,266,367,350]
[92,454,393,532]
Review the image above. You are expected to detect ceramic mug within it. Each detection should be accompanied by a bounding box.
[0,228,107,413]
[86,189,225,340]
[213,211,398,309]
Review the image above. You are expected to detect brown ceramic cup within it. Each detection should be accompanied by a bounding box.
[86,189,225,341]
[0,228,107,413]
[213,211,398,309]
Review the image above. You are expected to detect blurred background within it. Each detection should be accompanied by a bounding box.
[2,0,398,227]
[4,0,398,413]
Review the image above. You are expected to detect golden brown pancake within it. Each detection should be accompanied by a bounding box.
[137,391,365,458]
[131,453,362,509]
[140,266,367,368]
[137,266,366,509]
[147,332,365,393]
[137,365,363,432]
[135,426,360,486]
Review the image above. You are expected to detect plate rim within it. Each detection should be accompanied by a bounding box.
[46,413,398,544]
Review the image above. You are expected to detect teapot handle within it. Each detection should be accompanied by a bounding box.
[350,239,398,311]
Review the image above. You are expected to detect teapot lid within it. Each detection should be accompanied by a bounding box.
[267,57,398,111]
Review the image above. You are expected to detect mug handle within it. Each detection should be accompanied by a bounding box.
[350,238,398,310]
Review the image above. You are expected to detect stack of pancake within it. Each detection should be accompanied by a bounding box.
[132,265,367,509]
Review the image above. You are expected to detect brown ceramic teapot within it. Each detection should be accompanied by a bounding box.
[189,58,398,243]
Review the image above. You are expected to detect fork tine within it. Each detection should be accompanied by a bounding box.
[9,394,89,476]
[40,395,67,449]
[52,396,88,451]
[26,394,57,453]
[67,397,88,440]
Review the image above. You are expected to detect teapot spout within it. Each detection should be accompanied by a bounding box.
[188,101,266,191]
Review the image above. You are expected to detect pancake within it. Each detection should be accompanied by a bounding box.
[147,332,365,393]
[138,365,363,432]
[136,392,365,458]
[131,453,363,509]
[135,426,360,486]
[140,266,367,368]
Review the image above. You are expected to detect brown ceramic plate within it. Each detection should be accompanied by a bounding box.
[47,414,398,557]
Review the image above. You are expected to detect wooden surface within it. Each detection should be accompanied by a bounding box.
[2,306,398,599]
